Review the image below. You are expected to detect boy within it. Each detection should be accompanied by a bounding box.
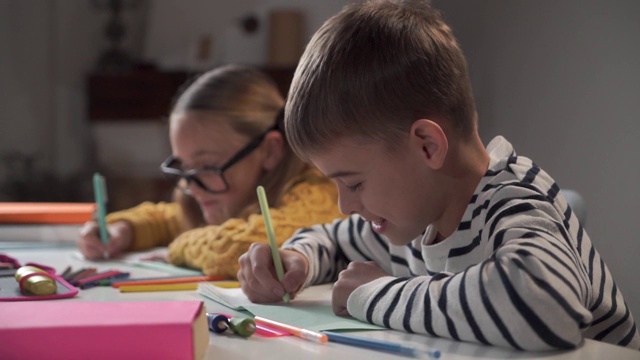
[237,0,639,351]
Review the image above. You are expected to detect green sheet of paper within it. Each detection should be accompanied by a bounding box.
[244,301,383,332]
[198,283,383,332]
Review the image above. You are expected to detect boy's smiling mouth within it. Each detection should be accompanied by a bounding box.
[360,215,387,233]
[371,219,386,233]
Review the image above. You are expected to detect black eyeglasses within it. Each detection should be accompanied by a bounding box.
[160,126,274,194]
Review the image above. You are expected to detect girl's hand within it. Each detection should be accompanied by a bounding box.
[76,220,133,259]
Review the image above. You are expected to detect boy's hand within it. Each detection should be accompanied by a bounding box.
[237,243,308,303]
[76,220,132,260]
[332,261,388,316]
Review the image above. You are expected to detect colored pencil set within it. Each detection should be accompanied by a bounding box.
[61,266,130,289]
[60,266,239,292]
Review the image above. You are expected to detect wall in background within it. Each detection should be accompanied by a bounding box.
[0,0,351,201]
[143,0,351,69]
[0,1,146,200]
[434,0,640,320]
[0,2,58,195]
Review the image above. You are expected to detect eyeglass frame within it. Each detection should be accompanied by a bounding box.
[160,124,277,194]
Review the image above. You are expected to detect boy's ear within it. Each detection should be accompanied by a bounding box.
[409,119,448,170]
[261,131,285,171]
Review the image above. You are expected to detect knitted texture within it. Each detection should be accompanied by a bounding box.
[106,202,184,251]
[168,178,342,278]
[106,176,342,278]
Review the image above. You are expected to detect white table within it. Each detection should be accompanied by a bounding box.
[3,245,640,360]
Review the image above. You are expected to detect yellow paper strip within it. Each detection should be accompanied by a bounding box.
[119,281,239,293]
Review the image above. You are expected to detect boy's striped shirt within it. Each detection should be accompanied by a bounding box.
[282,136,639,351]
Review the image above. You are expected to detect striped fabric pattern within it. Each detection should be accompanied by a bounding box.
[282,136,639,351]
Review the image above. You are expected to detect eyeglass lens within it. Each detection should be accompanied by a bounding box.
[163,169,228,194]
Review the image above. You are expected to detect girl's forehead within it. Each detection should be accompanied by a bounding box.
[171,112,250,143]
[170,113,248,159]
[171,111,233,132]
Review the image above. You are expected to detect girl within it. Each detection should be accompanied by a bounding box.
[77,65,342,278]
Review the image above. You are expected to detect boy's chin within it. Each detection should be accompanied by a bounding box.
[387,230,421,246]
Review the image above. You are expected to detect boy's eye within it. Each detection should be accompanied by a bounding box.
[346,182,363,192]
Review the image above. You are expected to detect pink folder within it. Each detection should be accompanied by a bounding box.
[0,300,209,360]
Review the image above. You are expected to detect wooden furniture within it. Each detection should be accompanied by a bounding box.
[88,69,189,121]
[88,66,296,121]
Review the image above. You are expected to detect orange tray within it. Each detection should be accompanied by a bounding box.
[0,202,96,224]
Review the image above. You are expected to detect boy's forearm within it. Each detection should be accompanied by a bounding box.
[282,215,395,286]
[282,224,345,287]
[346,243,590,351]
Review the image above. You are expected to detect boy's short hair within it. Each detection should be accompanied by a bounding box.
[285,0,476,159]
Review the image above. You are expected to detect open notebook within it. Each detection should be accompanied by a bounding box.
[198,282,383,332]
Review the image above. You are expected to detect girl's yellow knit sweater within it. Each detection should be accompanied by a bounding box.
[105,177,342,278]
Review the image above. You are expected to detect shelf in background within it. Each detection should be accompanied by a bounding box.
[88,70,190,121]
[87,66,296,121]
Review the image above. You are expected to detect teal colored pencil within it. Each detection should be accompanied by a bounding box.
[93,173,109,258]
[256,185,290,303]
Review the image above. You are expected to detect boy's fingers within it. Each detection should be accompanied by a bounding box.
[279,250,308,293]
[331,287,350,316]
[238,264,281,303]
[237,243,285,300]
[248,244,284,286]
[281,251,306,273]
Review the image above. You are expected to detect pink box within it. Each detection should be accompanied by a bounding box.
[0,300,208,360]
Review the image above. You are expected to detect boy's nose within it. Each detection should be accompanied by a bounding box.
[338,190,362,216]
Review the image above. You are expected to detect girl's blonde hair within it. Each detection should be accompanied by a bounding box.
[171,64,311,229]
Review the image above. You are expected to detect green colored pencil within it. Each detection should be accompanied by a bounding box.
[256,185,290,303]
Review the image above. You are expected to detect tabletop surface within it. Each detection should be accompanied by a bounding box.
[3,245,640,360]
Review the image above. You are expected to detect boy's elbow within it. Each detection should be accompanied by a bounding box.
[475,321,583,351]
[506,313,586,351]
[518,331,583,352]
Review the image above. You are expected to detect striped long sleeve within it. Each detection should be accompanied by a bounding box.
[282,136,639,351]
